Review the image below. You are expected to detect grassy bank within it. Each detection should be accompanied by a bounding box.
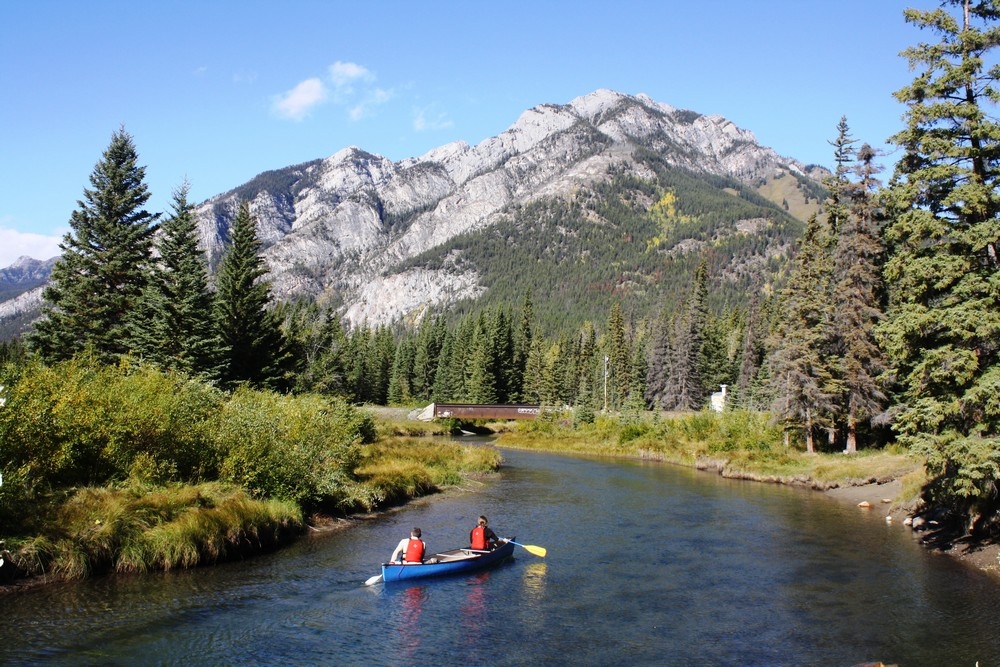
[496,410,924,499]
[0,360,502,585]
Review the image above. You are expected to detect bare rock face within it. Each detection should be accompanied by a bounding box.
[1,90,819,332]
[190,89,811,328]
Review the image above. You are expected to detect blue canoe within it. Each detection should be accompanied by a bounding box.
[380,538,516,584]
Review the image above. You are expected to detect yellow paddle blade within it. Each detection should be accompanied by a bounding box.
[522,544,546,557]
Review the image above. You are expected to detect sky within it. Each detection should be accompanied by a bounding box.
[1,1,925,268]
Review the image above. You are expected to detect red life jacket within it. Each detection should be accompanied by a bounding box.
[404,538,424,562]
[470,525,488,550]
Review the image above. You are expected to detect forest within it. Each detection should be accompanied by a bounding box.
[1,0,999,571]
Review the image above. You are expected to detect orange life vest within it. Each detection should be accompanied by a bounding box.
[404,538,424,562]
[470,525,488,550]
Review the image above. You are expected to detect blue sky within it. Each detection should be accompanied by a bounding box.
[1,1,922,268]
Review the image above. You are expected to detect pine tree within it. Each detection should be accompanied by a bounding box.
[833,143,887,452]
[131,182,226,382]
[29,127,159,362]
[645,309,671,410]
[734,288,765,409]
[280,301,348,395]
[511,292,534,402]
[877,1,1000,526]
[605,303,630,410]
[662,260,709,411]
[214,201,288,389]
[387,337,415,405]
[768,214,840,452]
[466,314,498,404]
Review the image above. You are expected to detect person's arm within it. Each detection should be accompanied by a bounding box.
[389,538,406,562]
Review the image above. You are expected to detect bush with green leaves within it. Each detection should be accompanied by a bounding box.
[0,356,223,494]
[213,388,375,511]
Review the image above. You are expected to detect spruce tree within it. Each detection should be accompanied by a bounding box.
[29,127,159,362]
[662,260,709,411]
[131,182,226,382]
[214,201,287,389]
[833,143,887,452]
[605,303,630,410]
[768,215,840,452]
[877,0,1000,526]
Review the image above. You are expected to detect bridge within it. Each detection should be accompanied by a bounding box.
[415,403,541,421]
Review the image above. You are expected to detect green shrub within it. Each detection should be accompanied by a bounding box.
[0,356,223,493]
[213,389,374,511]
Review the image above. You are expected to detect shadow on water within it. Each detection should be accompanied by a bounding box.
[2,447,1000,666]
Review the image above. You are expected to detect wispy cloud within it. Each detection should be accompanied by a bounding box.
[273,61,392,122]
[329,61,374,91]
[413,105,454,132]
[349,87,395,121]
[273,77,328,121]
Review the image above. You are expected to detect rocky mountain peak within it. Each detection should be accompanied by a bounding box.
[0,90,823,337]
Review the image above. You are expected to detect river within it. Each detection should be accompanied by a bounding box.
[1,447,998,666]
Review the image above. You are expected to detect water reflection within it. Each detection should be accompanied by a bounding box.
[459,571,491,645]
[521,561,547,601]
[392,584,428,659]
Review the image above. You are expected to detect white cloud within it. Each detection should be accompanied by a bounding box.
[413,105,454,132]
[329,61,374,90]
[0,224,64,267]
[273,77,328,121]
[273,61,391,123]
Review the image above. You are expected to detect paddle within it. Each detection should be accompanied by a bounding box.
[508,540,546,557]
[364,573,383,586]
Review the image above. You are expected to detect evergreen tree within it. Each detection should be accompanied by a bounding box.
[645,310,675,410]
[365,325,396,404]
[431,329,455,402]
[411,315,445,400]
[280,301,348,395]
[833,143,887,452]
[605,303,630,410]
[734,288,765,409]
[825,115,857,238]
[346,326,373,401]
[521,337,547,403]
[877,1,1000,527]
[768,214,840,452]
[466,314,498,404]
[29,127,159,362]
[662,260,709,410]
[511,292,534,402]
[131,182,226,382]
[387,337,415,404]
[214,201,288,389]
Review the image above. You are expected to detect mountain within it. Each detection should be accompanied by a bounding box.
[0,89,827,338]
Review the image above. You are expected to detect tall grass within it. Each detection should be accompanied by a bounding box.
[352,438,502,509]
[498,410,922,494]
[8,482,301,580]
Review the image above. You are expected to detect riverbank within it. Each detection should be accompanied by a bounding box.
[489,410,1000,585]
[821,478,1000,582]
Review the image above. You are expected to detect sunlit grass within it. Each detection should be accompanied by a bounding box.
[496,409,923,501]
[354,437,503,506]
[9,482,302,580]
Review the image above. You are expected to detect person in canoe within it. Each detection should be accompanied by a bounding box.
[390,527,426,563]
[470,515,502,551]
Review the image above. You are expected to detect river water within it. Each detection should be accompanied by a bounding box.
[1,447,998,666]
